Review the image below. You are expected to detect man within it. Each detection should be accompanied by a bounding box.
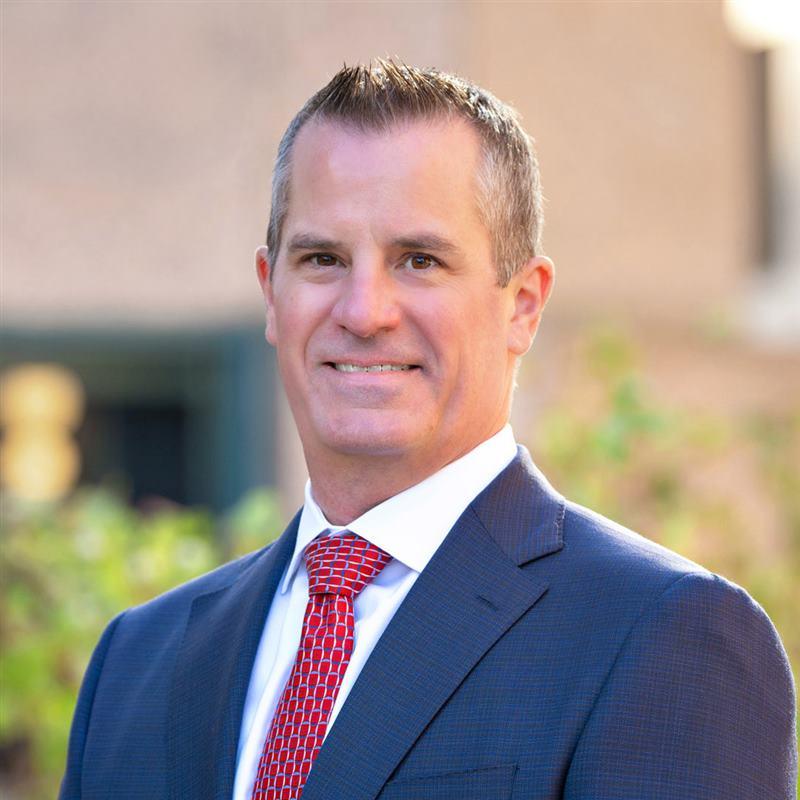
[62,61,796,799]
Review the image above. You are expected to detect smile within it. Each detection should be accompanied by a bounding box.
[331,363,415,373]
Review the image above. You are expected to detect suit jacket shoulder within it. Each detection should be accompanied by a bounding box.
[60,514,300,799]
[117,543,272,632]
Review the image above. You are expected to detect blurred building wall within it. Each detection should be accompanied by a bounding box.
[2,1,798,515]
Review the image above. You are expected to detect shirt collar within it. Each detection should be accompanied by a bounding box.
[281,425,517,593]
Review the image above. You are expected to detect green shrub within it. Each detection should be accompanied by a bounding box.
[0,487,281,799]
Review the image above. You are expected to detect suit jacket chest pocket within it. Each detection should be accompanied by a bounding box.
[378,763,517,800]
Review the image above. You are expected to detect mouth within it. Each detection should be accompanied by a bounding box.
[326,362,419,373]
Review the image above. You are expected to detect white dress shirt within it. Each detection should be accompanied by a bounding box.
[232,425,517,800]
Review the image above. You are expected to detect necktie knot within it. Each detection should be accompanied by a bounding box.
[304,532,391,598]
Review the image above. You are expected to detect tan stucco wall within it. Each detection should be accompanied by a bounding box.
[3,1,757,330]
[3,2,467,327]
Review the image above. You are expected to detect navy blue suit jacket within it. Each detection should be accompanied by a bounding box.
[61,449,797,798]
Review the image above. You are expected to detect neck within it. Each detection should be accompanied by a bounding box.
[307,454,442,526]
[306,435,502,525]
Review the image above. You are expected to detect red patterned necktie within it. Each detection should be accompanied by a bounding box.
[251,532,392,800]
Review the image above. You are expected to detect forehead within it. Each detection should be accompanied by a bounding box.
[292,115,482,174]
[284,117,486,239]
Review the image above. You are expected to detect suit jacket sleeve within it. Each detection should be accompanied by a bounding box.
[564,572,798,799]
[59,612,125,800]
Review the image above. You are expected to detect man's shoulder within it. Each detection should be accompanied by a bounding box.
[562,498,704,580]
[487,449,713,592]
[555,498,778,636]
[120,542,274,625]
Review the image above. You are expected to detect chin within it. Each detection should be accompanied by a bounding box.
[314,412,434,459]
[322,429,419,458]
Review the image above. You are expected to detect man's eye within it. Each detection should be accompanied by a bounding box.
[404,254,437,271]
[309,254,339,267]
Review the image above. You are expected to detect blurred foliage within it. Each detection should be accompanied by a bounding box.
[534,327,800,698]
[0,487,282,799]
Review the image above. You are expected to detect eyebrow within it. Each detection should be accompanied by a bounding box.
[285,232,462,256]
[286,234,343,254]
[390,234,461,255]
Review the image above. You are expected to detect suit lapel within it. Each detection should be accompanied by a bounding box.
[166,514,299,800]
[302,449,565,800]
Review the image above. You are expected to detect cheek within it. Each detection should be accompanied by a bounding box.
[271,287,316,347]
[460,301,507,363]
[437,312,504,394]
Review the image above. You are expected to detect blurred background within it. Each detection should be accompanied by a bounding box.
[2,1,798,796]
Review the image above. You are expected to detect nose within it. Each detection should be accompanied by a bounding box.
[330,261,401,338]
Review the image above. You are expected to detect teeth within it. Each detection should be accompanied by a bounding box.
[334,363,412,373]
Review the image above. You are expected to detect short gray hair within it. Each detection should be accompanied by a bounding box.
[266,59,544,287]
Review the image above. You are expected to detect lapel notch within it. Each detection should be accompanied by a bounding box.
[473,445,565,568]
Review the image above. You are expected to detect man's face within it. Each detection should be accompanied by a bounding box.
[258,118,551,479]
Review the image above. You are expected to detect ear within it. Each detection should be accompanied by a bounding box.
[255,245,278,345]
[507,256,555,356]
